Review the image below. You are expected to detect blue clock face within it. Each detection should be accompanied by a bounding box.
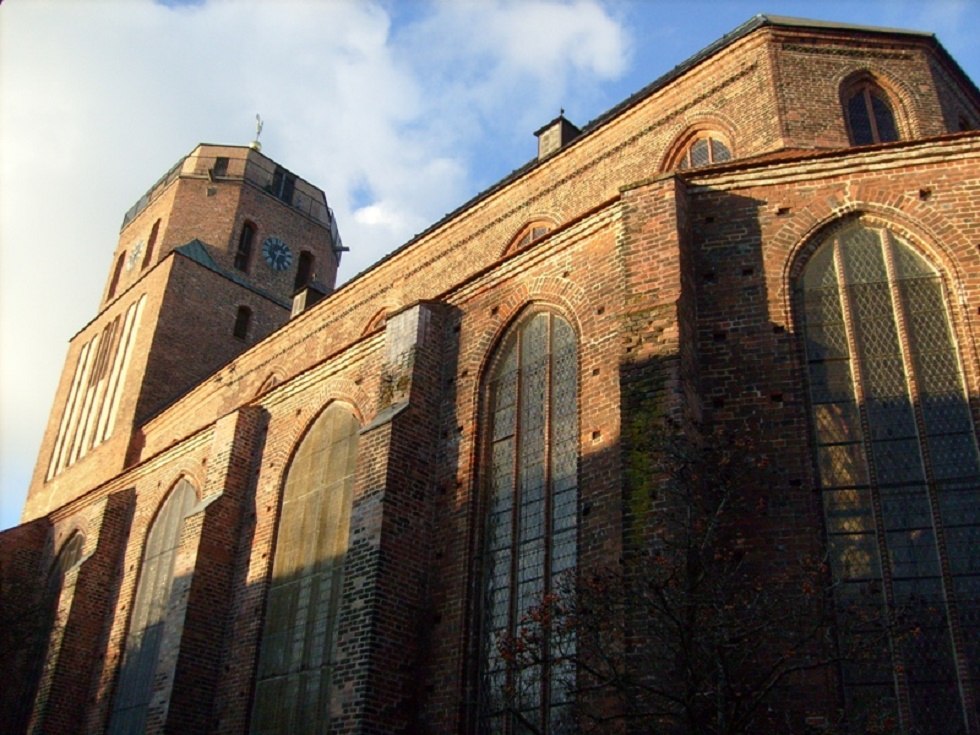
[262,236,292,271]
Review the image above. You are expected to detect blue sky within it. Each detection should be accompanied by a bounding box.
[1,0,978,530]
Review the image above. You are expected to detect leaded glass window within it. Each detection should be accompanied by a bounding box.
[109,479,196,735]
[507,222,553,255]
[797,224,979,733]
[675,133,732,170]
[845,84,899,145]
[478,310,579,734]
[251,403,359,735]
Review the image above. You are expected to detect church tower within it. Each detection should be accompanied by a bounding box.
[24,144,343,520]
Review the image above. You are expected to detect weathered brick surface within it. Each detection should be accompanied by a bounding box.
[0,517,52,733]
[4,17,980,735]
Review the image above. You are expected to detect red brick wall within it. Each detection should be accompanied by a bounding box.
[133,256,290,426]
[8,20,980,735]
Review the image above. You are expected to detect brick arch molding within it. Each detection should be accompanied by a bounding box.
[835,66,920,140]
[468,276,593,391]
[659,113,739,171]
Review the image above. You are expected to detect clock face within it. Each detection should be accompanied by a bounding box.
[126,240,145,272]
[262,236,292,271]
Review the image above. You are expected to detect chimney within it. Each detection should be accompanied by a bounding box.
[534,112,580,160]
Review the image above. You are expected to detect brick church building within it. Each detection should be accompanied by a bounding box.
[2,14,979,735]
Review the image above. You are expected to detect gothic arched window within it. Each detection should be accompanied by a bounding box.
[796,224,979,733]
[844,81,899,145]
[478,310,579,733]
[142,219,160,270]
[251,403,360,735]
[20,533,86,733]
[235,221,256,272]
[109,479,196,735]
[504,220,554,257]
[107,252,125,301]
[672,131,732,170]
[294,251,314,291]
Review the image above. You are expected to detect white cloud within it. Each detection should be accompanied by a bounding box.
[480,0,630,78]
[0,0,632,528]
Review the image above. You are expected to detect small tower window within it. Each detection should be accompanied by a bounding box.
[142,219,160,270]
[294,251,314,291]
[235,222,256,272]
[271,166,296,205]
[107,252,125,300]
[233,306,252,340]
[845,82,899,145]
[212,156,229,178]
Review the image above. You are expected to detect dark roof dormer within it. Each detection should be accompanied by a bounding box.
[534,113,581,160]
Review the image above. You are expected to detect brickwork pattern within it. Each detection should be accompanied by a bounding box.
[5,19,980,735]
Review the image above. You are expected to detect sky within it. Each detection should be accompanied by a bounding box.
[1,0,978,531]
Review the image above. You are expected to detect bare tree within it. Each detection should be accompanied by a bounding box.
[499,423,907,734]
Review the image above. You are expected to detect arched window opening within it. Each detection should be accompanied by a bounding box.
[51,533,85,582]
[234,306,252,340]
[251,403,360,734]
[844,82,899,145]
[107,253,125,301]
[477,310,579,734]
[256,373,281,397]
[142,219,160,270]
[673,131,732,170]
[505,221,554,256]
[362,308,388,336]
[235,221,256,272]
[109,480,196,735]
[796,224,979,733]
[20,533,86,733]
[294,250,314,291]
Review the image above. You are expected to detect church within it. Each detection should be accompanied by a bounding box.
[2,14,979,734]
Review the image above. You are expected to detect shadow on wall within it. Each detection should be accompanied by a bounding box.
[0,516,54,734]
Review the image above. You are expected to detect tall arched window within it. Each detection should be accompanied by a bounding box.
[142,219,160,270]
[844,81,899,145]
[235,221,256,272]
[21,533,86,733]
[478,310,579,733]
[109,479,196,735]
[796,223,979,733]
[107,252,125,301]
[251,403,360,735]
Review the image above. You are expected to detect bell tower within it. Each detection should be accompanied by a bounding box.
[24,144,344,520]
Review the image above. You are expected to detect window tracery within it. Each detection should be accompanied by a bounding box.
[109,480,196,735]
[251,403,360,734]
[671,130,732,170]
[504,220,554,257]
[796,223,979,732]
[844,80,899,145]
[477,309,578,733]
